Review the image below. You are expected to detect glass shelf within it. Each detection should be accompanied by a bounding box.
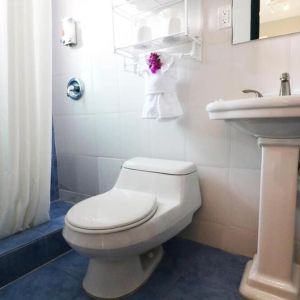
[115,32,198,57]
[112,0,202,62]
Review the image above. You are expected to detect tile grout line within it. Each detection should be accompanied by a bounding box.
[0,250,73,292]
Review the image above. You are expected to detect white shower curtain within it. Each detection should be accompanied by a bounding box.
[0,0,52,239]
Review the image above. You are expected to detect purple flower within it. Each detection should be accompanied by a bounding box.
[147,52,162,74]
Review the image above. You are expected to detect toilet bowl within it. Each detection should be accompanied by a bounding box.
[63,157,201,299]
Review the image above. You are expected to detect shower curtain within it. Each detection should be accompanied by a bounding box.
[0,0,52,239]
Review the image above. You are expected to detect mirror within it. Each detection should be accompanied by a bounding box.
[232,0,300,44]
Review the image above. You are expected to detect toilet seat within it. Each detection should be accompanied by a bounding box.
[65,189,157,233]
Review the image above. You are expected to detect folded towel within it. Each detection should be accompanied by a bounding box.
[141,53,183,120]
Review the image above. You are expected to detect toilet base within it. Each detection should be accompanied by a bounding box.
[82,246,164,299]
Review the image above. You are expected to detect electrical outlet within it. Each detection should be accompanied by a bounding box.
[218,5,232,29]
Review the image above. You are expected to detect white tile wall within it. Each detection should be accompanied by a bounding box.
[149,119,186,160]
[95,113,122,158]
[196,166,231,225]
[57,154,99,195]
[52,0,300,259]
[120,113,151,159]
[186,107,231,167]
[228,168,260,231]
[92,66,120,113]
[118,71,145,113]
[97,158,124,194]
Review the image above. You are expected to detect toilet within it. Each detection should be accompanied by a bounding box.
[63,157,201,299]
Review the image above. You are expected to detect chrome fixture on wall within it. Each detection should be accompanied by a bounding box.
[66,78,84,100]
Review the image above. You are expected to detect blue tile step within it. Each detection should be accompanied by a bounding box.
[0,200,73,288]
[0,238,248,300]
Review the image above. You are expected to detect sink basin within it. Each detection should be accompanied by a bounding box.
[206,95,300,138]
[206,95,300,300]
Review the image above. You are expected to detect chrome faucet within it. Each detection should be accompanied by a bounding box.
[279,72,291,96]
[242,89,263,98]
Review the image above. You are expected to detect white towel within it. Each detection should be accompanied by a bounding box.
[141,53,183,120]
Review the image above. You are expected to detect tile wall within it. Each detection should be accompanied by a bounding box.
[52,0,300,258]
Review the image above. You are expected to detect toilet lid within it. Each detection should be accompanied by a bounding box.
[66,189,157,231]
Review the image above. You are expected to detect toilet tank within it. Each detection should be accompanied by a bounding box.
[115,157,201,210]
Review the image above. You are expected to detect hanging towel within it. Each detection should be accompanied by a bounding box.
[141,53,183,120]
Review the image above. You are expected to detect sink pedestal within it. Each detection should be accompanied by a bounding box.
[240,138,300,300]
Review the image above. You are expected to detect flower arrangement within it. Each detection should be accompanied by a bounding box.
[147,52,162,74]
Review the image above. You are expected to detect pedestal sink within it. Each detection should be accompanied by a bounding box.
[206,95,300,300]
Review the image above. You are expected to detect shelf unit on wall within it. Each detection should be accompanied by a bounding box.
[112,0,203,72]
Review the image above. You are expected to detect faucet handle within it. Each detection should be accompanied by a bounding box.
[242,89,263,98]
[279,73,291,96]
[280,72,290,81]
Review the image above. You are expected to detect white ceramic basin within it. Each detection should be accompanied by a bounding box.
[206,95,300,138]
[206,94,300,300]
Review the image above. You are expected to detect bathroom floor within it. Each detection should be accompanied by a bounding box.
[0,237,248,300]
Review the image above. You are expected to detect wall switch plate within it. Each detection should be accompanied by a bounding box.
[218,5,232,29]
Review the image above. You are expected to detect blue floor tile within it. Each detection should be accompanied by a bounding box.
[0,264,81,300]
[0,238,249,300]
[50,251,88,281]
[164,279,240,300]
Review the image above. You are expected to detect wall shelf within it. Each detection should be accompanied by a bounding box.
[115,32,200,57]
[112,0,202,64]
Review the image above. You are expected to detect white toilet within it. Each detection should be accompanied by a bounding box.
[63,157,201,299]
